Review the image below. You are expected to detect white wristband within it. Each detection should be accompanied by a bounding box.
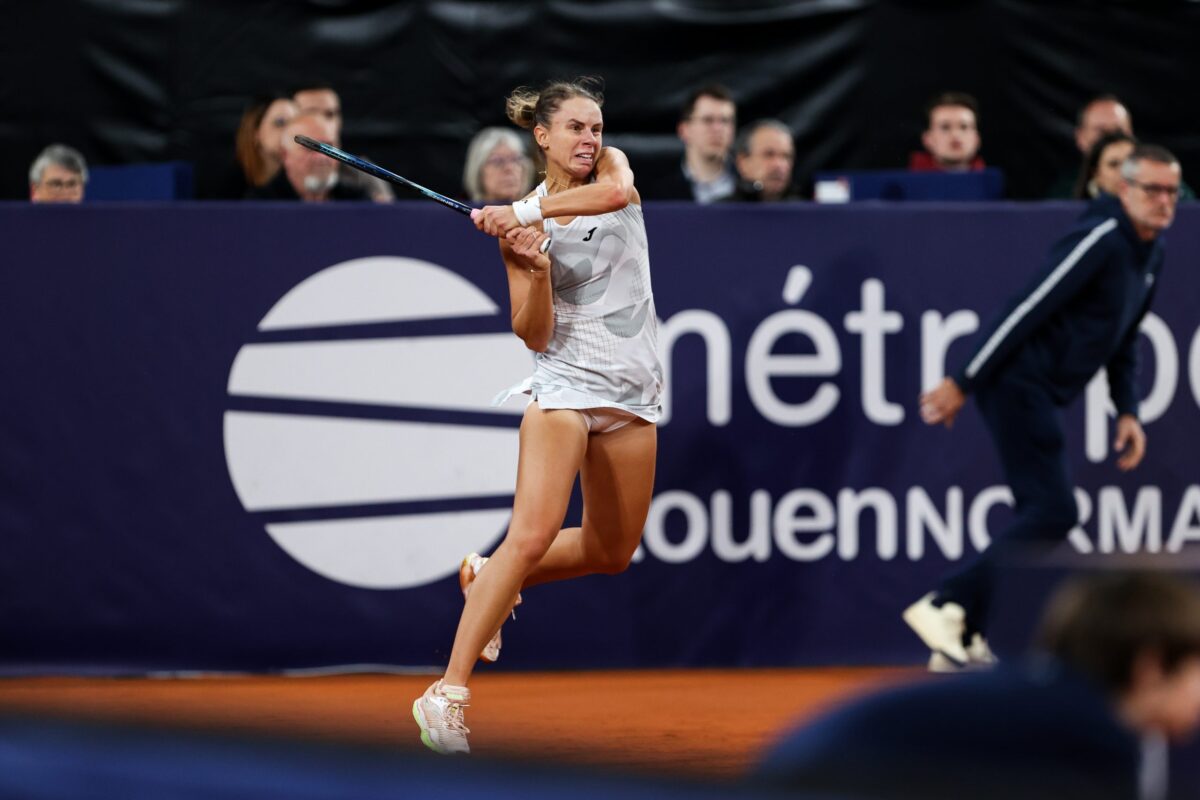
[512,196,543,226]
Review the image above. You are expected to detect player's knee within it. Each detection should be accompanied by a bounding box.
[594,543,638,575]
[505,530,555,570]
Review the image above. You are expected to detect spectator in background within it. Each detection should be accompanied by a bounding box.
[1076,95,1134,161]
[246,112,371,202]
[234,94,298,194]
[726,119,798,202]
[644,84,738,203]
[293,83,342,138]
[462,127,535,203]
[1046,95,1134,198]
[292,82,394,202]
[29,144,87,203]
[1049,95,1192,200]
[756,571,1200,800]
[1074,131,1137,200]
[910,91,985,172]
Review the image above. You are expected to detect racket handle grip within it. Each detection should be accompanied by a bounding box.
[539,238,551,254]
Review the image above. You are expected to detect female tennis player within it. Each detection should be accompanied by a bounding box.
[414,77,663,755]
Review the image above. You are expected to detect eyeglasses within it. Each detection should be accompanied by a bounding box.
[42,177,83,191]
[1127,180,1180,200]
[484,155,526,169]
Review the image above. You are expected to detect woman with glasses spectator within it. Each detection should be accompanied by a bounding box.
[462,127,535,203]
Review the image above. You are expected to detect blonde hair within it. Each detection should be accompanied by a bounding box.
[505,76,605,132]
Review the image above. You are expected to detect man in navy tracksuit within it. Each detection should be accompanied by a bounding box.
[904,145,1183,671]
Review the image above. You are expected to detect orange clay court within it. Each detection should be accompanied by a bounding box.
[0,667,918,778]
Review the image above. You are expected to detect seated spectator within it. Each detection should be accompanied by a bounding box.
[1049,94,1192,200]
[293,82,394,203]
[644,84,738,203]
[726,119,798,202]
[909,91,985,172]
[754,571,1200,800]
[462,127,535,203]
[246,112,371,202]
[29,144,88,203]
[1073,131,1137,200]
[293,83,343,137]
[235,94,298,193]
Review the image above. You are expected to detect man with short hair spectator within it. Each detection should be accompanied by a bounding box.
[29,144,88,203]
[293,83,343,139]
[292,82,393,202]
[246,112,371,202]
[644,84,738,203]
[1076,95,1134,159]
[726,119,798,202]
[910,91,985,172]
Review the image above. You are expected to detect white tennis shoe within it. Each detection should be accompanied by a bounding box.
[460,553,522,663]
[929,633,999,673]
[903,592,970,668]
[413,679,471,755]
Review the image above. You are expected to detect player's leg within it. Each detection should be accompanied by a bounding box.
[414,403,586,754]
[521,417,656,588]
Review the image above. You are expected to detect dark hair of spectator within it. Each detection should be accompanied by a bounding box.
[680,84,735,122]
[1073,130,1138,199]
[924,91,979,128]
[1037,572,1200,696]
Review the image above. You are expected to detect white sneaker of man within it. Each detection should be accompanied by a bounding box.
[413,679,471,755]
[460,553,521,663]
[903,592,970,667]
[929,633,999,673]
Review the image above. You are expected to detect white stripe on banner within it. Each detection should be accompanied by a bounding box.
[965,218,1117,380]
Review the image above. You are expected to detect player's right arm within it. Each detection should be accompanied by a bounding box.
[501,228,554,352]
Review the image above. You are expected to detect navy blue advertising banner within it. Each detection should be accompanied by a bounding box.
[2,202,1198,673]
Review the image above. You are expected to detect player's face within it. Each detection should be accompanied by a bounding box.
[922,105,980,169]
[1092,140,1133,197]
[680,95,736,161]
[1119,159,1180,239]
[539,96,603,179]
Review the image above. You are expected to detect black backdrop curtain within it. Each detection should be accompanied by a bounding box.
[2,0,1197,200]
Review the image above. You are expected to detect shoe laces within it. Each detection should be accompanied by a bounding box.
[444,701,470,735]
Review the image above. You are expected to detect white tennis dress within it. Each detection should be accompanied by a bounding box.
[493,181,664,423]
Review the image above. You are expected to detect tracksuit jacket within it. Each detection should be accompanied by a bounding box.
[953,193,1165,417]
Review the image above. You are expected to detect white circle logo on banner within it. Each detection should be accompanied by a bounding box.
[223,256,530,589]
